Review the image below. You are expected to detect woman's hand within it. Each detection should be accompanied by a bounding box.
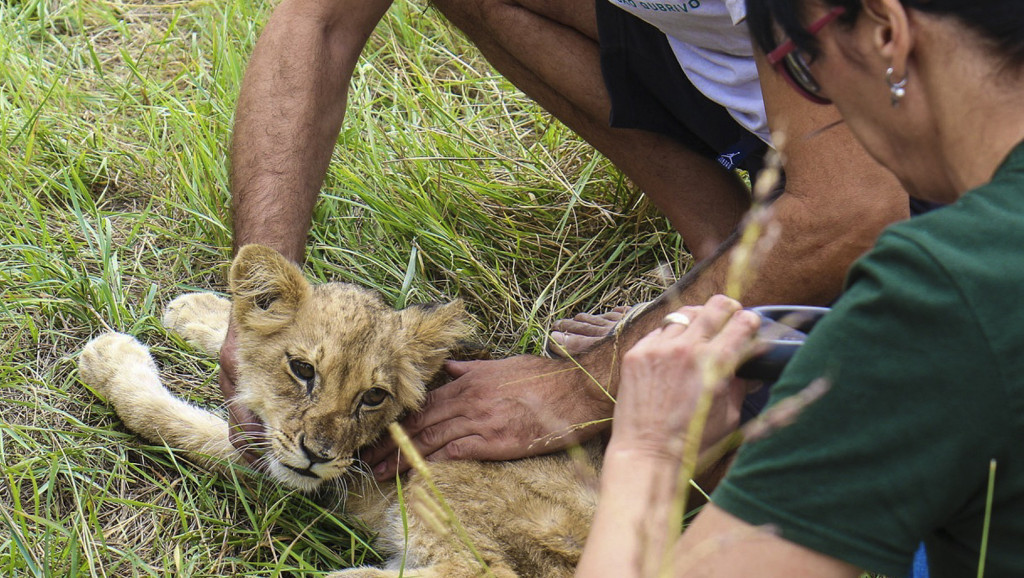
[610,294,761,460]
[579,296,761,578]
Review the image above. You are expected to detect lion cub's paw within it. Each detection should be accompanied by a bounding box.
[325,569,401,578]
[163,293,231,355]
[79,333,158,399]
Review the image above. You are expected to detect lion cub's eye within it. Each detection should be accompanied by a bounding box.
[360,387,389,408]
[288,359,316,393]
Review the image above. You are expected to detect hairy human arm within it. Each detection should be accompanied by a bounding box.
[222,0,393,456]
[230,0,393,262]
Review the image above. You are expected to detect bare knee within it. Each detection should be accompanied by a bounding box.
[433,0,597,40]
[431,0,504,24]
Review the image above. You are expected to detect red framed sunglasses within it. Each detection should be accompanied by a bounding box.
[766,6,846,105]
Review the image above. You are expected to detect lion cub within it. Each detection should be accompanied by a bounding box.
[79,244,598,577]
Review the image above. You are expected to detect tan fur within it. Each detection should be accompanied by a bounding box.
[79,244,599,577]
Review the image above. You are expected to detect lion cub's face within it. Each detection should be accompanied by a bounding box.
[228,245,469,491]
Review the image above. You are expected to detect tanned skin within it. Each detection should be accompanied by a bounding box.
[223,0,908,477]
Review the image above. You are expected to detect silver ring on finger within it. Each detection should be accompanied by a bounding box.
[662,312,692,328]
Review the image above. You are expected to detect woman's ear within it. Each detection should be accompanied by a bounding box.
[862,0,912,70]
[229,244,311,334]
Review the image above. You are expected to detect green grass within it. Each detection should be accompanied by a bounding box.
[0,0,683,575]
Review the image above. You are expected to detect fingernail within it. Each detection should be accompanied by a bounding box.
[550,331,565,343]
[373,461,387,476]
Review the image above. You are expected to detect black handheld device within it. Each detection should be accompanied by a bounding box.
[735,306,830,381]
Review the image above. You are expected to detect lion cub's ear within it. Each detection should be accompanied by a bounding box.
[229,244,311,334]
[395,300,472,403]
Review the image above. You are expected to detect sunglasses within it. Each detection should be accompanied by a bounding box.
[766,6,846,105]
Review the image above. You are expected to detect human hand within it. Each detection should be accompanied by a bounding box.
[218,320,265,465]
[610,295,761,461]
[364,354,615,481]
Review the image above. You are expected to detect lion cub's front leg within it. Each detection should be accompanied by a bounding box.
[79,333,239,468]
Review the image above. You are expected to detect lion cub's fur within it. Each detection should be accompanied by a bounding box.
[79,245,598,577]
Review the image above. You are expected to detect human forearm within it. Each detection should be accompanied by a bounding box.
[579,301,757,577]
[577,445,681,578]
[230,0,391,262]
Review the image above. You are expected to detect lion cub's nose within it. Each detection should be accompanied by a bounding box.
[299,435,334,464]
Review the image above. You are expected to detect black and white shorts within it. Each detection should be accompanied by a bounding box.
[595,0,769,175]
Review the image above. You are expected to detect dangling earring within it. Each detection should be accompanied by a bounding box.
[886,67,908,108]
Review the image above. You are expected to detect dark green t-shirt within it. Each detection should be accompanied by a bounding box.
[713,142,1024,578]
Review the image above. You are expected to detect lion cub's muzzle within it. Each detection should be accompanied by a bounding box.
[281,435,354,479]
[268,432,358,490]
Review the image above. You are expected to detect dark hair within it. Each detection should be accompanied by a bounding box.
[746,0,1024,67]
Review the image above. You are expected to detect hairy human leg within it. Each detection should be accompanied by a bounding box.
[432,0,751,261]
[433,0,754,354]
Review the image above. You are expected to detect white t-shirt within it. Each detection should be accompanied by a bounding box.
[606,0,771,145]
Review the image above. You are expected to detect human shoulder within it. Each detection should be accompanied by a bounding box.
[711,144,1024,576]
[862,142,1024,306]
